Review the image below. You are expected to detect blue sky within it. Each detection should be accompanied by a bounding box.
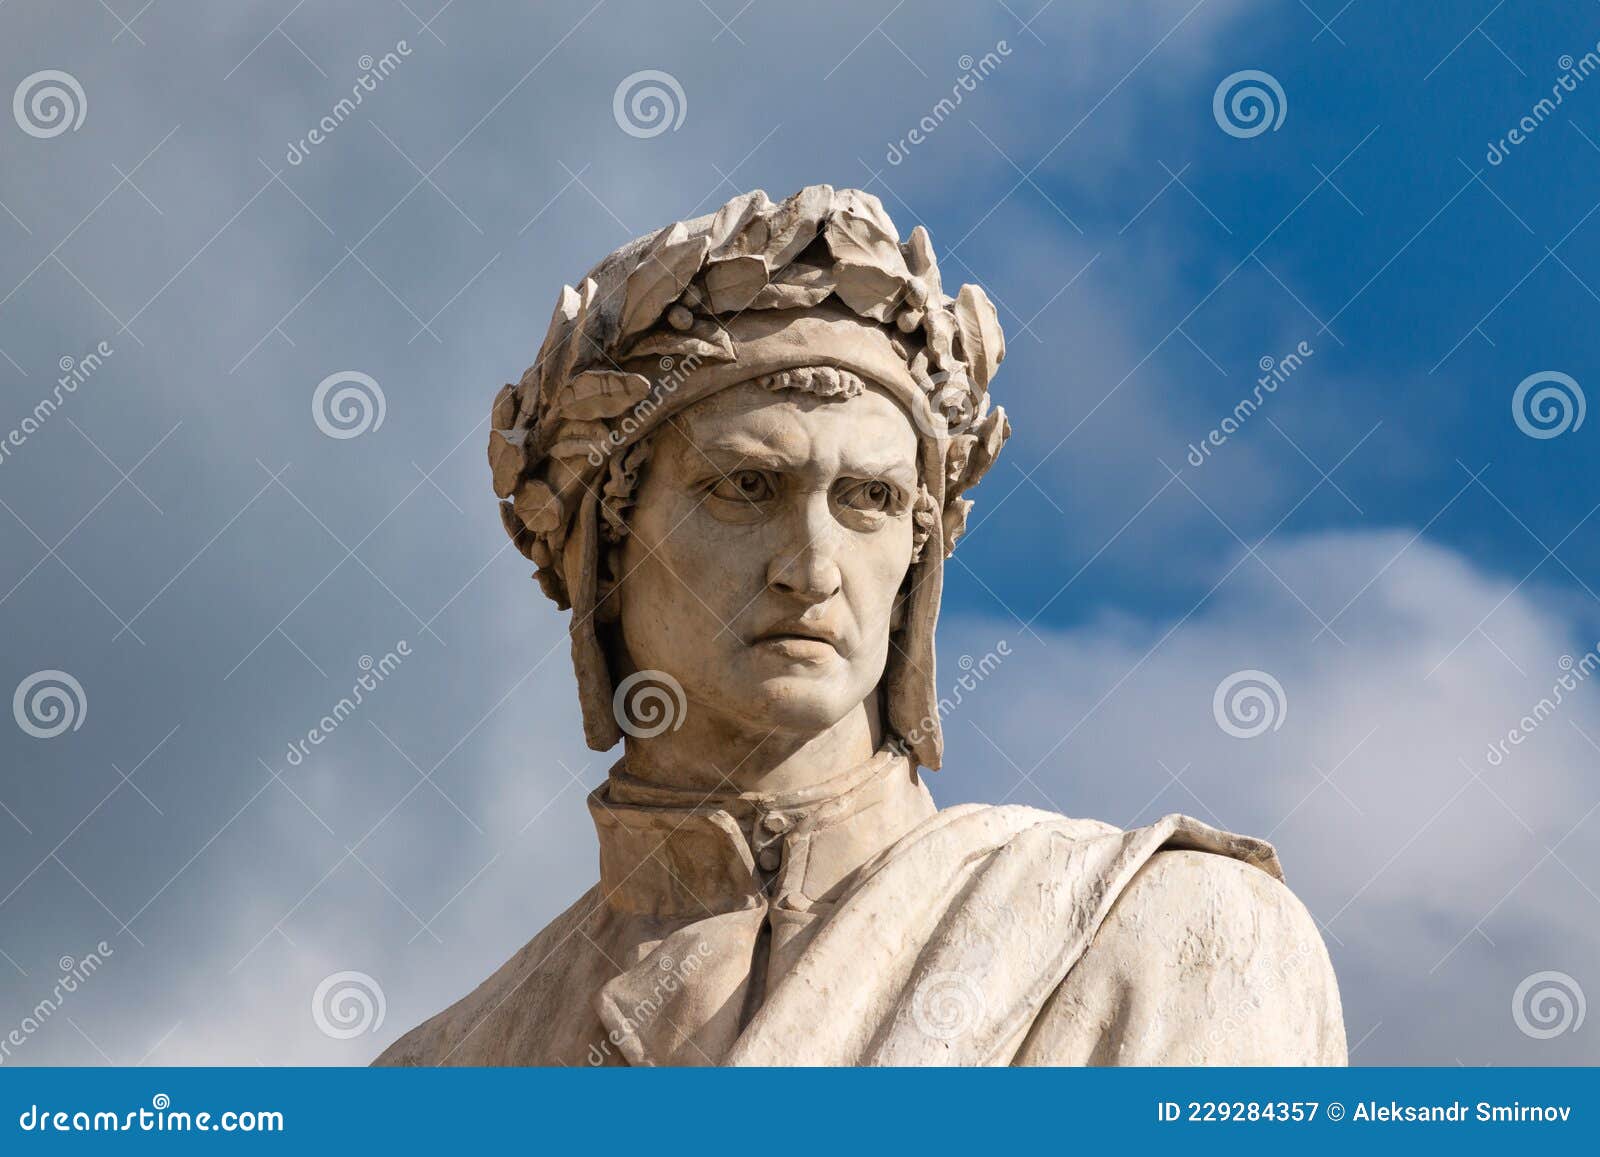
[2,0,1598,1066]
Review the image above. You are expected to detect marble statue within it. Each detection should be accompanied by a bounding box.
[375,186,1346,1066]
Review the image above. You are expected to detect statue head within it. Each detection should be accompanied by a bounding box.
[488,186,1009,770]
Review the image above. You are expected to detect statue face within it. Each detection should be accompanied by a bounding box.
[617,378,919,739]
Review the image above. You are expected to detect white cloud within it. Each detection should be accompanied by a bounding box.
[931,528,1600,1064]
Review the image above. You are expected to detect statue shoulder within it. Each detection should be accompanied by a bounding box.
[372,885,603,1066]
[1017,848,1347,1065]
[1108,848,1329,966]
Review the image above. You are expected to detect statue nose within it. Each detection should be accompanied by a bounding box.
[767,507,843,605]
[769,546,842,604]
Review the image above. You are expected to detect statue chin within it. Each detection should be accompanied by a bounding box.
[741,681,862,738]
[694,668,872,743]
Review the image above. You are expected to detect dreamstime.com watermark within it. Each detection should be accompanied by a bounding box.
[0,942,113,1064]
[889,640,1012,759]
[17,1095,283,1134]
[1487,44,1600,165]
[586,939,713,1064]
[0,341,112,469]
[282,643,410,767]
[1186,340,1314,467]
[1482,645,1598,768]
[885,41,1013,165]
[286,40,412,165]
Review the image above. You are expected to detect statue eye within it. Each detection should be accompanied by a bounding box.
[710,469,774,504]
[840,479,898,512]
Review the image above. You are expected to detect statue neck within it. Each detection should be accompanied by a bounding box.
[619,697,881,796]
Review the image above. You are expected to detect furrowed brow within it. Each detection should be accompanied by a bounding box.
[838,451,918,481]
[686,435,807,473]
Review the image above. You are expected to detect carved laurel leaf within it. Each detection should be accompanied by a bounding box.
[954,283,1005,390]
[514,478,563,534]
[547,419,612,461]
[498,499,525,544]
[623,323,736,364]
[706,190,773,256]
[820,192,906,320]
[522,286,578,414]
[933,372,974,424]
[749,259,834,309]
[490,383,518,431]
[533,566,570,610]
[903,225,942,300]
[553,282,583,323]
[825,213,900,268]
[704,253,769,312]
[553,278,598,392]
[958,405,1010,494]
[551,369,653,420]
[945,433,978,487]
[831,260,907,321]
[488,427,532,497]
[923,305,957,369]
[619,222,710,341]
[829,188,901,245]
[761,184,833,270]
[942,496,974,556]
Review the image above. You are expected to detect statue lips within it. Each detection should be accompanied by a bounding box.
[749,618,846,665]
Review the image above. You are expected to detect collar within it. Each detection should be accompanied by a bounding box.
[587,745,934,919]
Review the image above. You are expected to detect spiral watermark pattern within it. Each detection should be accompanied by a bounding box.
[311,970,386,1039]
[910,371,979,439]
[1212,669,1287,739]
[1512,371,1585,440]
[1512,970,1586,1040]
[13,70,86,138]
[312,371,386,439]
[13,670,86,739]
[910,970,986,1041]
[612,70,686,138]
[612,669,687,738]
[1212,69,1286,138]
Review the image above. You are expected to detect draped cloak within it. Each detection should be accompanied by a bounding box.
[375,749,1346,1067]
